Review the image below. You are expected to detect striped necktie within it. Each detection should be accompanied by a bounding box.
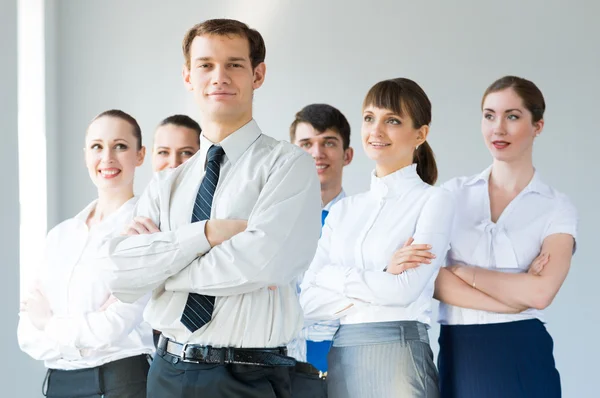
[180,144,225,333]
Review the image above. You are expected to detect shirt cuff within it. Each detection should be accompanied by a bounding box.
[315,265,348,294]
[175,221,211,261]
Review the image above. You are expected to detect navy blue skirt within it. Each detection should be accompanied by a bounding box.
[438,319,560,398]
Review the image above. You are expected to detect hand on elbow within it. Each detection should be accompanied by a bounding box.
[206,219,248,247]
[386,238,434,275]
[20,289,53,330]
[527,253,550,276]
[98,295,118,311]
[122,217,160,235]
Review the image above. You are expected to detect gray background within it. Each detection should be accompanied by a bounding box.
[4,0,598,396]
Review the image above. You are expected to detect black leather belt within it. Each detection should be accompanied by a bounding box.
[157,334,296,367]
[295,361,327,379]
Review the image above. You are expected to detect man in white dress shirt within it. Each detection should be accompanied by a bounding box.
[288,104,353,394]
[98,19,321,397]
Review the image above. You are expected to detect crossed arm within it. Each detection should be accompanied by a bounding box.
[100,153,321,302]
[440,234,574,311]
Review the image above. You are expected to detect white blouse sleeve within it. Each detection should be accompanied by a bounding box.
[17,235,82,361]
[311,189,455,307]
[42,295,150,351]
[543,194,578,251]
[299,203,363,321]
[17,313,82,361]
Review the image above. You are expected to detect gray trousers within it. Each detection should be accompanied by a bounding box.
[327,321,439,398]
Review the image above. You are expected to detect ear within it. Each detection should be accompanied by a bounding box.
[136,146,146,166]
[533,119,544,137]
[182,64,193,91]
[252,62,266,90]
[416,125,430,146]
[343,147,354,166]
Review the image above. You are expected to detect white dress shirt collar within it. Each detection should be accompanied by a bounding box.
[199,119,262,166]
[369,163,421,198]
[463,165,554,199]
[323,190,346,211]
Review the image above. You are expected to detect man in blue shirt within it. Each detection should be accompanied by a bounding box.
[289,104,354,396]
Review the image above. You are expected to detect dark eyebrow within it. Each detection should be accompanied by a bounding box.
[319,135,341,141]
[89,138,130,144]
[194,56,248,63]
[363,109,402,118]
[483,108,523,114]
[227,57,247,63]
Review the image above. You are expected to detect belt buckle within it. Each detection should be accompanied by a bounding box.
[180,343,209,363]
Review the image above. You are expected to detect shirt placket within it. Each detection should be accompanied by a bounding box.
[66,224,90,316]
[356,193,387,270]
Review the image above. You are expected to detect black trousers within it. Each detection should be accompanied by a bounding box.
[45,354,149,398]
[148,350,294,397]
[290,364,327,398]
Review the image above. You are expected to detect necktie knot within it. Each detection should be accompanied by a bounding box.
[207,145,225,163]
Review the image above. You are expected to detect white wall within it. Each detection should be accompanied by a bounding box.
[46,0,599,396]
[1,0,47,396]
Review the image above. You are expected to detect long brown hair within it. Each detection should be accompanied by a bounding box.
[363,78,437,185]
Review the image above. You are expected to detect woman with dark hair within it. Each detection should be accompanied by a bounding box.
[300,78,454,397]
[152,114,202,171]
[18,110,154,397]
[432,76,577,398]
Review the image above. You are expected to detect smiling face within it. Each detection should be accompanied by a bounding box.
[85,116,145,193]
[293,122,352,191]
[481,88,544,163]
[361,105,427,176]
[182,34,265,129]
[361,78,432,177]
[152,123,200,171]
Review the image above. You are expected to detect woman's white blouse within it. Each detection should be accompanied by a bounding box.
[300,164,455,327]
[17,197,154,370]
[438,166,578,325]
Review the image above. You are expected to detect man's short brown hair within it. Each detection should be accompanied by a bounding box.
[182,19,266,69]
[290,104,351,150]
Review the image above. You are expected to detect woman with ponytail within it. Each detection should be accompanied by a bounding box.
[299,78,454,397]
